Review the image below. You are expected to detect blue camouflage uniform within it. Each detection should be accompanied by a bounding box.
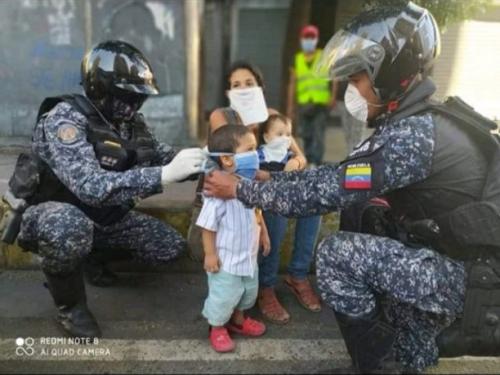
[18,101,186,275]
[234,111,466,372]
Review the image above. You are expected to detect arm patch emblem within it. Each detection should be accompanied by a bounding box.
[344,163,372,190]
[56,124,80,145]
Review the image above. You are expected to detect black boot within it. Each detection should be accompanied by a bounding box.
[437,317,500,357]
[335,308,402,374]
[44,267,102,338]
[84,249,130,287]
[436,318,467,357]
[84,255,118,287]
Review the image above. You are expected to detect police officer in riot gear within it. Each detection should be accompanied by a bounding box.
[10,41,205,338]
[204,2,500,373]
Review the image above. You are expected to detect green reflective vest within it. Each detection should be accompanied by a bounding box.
[295,50,331,105]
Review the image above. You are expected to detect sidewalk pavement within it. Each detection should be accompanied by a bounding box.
[1,270,499,374]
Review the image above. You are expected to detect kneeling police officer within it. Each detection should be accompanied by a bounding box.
[2,41,205,338]
[204,2,500,373]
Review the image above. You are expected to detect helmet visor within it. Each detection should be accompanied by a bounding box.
[315,30,385,82]
[115,82,160,96]
[108,89,149,121]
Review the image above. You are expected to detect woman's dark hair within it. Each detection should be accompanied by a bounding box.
[208,124,252,153]
[258,113,289,145]
[225,60,265,91]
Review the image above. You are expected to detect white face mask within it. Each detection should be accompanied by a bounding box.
[228,86,269,126]
[261,136,291,163]
[344,83,368,123]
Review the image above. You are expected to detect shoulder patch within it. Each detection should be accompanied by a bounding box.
[344,163,372,190]
[56,123,81,145]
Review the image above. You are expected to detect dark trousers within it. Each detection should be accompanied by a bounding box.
[258,211,321,287]
[298,104,328,165]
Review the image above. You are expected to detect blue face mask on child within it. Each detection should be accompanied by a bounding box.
[204,150,259,180]
[234,150,259,180]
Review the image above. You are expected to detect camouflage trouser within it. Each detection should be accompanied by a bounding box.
[18,201,186,274]
[316,231,466,372]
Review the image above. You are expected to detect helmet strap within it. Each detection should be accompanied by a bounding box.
[383,74,421,113]
[86,96,118,128]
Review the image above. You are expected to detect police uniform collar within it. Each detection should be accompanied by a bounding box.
[369,78,437,127]
[395,78,436,114]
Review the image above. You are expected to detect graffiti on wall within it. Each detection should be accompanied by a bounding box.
[100,0,184,95]
[47,0,76,45]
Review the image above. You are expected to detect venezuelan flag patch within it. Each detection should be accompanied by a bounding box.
[344,163,372,190]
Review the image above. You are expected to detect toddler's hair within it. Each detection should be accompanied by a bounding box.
[258,113,290,145]
[208,124,252,153]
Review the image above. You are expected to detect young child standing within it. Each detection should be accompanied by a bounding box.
[197,125,270,353]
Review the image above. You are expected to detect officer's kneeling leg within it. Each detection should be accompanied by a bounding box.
[316,233,400,374]
[94,211,186,266]
[18,201,101,338]
[316,231,466,373]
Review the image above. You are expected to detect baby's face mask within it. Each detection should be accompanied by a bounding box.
[264,135,291,149]
[260,136,291,163]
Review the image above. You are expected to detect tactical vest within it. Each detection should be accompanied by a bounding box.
[386,97,500,259]
[294,50,331,105]
[26,94,156,226]
[387,97,500,355]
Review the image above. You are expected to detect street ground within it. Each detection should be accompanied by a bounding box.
[1,271,499,374]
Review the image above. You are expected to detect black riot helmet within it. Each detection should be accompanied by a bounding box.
[316,2,440,103]
[81,40,160,122]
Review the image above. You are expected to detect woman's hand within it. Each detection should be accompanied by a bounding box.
[204,253,221,273]
[284,157,301,172]
[288,138,307,171]
[203,170,239,199]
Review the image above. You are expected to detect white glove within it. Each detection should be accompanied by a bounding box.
[161,148,205,185]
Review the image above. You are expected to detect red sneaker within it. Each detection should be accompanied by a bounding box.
[209,326,235,353]
[226,317,266,337]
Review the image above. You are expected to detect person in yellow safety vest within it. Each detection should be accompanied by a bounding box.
[287,25,335,166]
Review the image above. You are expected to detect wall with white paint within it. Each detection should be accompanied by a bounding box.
[433,5,500,122]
